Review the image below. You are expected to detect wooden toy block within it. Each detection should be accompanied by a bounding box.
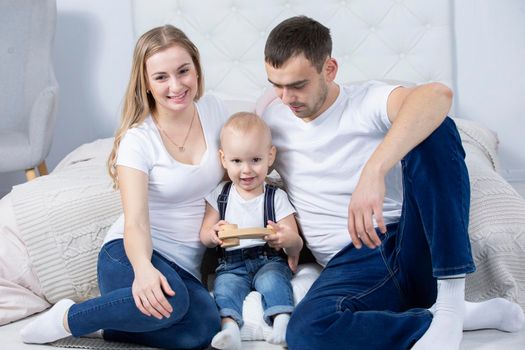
[218,224,275,247]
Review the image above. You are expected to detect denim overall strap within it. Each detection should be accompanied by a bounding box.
[218,181,232,220]
[216,181,233,259]
[263,183,277,223]
[264,184,287,258]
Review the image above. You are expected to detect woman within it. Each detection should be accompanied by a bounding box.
[20,25,228,349]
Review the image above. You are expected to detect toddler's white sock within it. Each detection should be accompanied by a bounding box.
[211,321,242,350]
[240,321,265,341]
[20,299,75,344]
[412,277,465,350]
[266,313,290,346]
[463,298,525,332]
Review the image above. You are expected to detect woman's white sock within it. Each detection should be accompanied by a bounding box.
[412,277,465,350]
[211,321,242,350]
[266,313,290,345]
[20,299,74,344]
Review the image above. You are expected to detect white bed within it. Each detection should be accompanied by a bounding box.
[1,0,525,349]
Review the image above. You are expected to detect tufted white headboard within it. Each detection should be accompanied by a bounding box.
[132,0,455,110]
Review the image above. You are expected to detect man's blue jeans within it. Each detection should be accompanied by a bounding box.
[213,246,294,326]
[67,239,220,349]
[286,117,475,350]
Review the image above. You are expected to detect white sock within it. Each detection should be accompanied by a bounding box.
[211,321,241,350]
[266,313,290,346]
[20,299,75,344]
[428,298,525,332]
[463,298,525,332]
[240,321,265,341]
[413,277,465,350]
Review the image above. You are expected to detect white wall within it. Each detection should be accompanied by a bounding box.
[1,0,524,196]
[454,0,525,182]
[0,0,134,196]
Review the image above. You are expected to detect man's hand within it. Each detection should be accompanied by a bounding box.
[347,167,387,249]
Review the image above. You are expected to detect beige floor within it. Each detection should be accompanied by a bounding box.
[1,314,525,350]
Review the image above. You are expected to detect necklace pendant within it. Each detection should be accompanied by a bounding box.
[178,146,185,152]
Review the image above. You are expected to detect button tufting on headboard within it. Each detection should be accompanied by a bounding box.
[131,0,455,106]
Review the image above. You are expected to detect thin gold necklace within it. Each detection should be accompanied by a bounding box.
[156,105,196,152]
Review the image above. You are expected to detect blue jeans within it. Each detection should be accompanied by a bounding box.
[286,117,475,350]
[67,239,220,349]
[214,245,294,326]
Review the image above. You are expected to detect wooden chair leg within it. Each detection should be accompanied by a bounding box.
[37,161,48,176]
[25,168,38,181]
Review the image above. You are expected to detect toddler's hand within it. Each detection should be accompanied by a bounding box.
[265,220,293,250]
[207,220,228,247]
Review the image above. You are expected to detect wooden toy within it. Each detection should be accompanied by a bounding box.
[218,224,275,247]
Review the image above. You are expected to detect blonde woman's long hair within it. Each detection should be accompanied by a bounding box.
[108,25,204,188]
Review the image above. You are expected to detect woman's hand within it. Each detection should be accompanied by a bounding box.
[132,263,175,319]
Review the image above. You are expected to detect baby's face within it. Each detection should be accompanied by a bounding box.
[220,129,275,198]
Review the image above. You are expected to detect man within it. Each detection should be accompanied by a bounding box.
[258,16,524,350]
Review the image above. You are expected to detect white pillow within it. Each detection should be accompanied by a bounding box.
[0,193,50,325]
[455,118,525,308]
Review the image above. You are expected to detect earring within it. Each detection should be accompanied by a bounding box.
[146,89,150,94]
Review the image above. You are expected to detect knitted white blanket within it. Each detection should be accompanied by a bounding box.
[11,138,121,303]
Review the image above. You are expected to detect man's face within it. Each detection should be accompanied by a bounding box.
[265,54,329,122]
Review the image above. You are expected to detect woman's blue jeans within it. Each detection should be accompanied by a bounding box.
[67,239,220,349]
[286,117,476,350]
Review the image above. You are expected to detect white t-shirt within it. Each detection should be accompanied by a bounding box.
[205,181,296,251]
[105,94,228,279]
[261,81,403,266]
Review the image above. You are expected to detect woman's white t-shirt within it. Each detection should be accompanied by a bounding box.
[261,81,403,266]
[105,94,228,280]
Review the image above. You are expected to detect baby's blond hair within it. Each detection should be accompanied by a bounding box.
[220,112,272,147]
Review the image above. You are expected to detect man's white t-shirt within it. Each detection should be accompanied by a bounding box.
[261,81,403,266]
[205,181,296,251]
[105,94,228,280]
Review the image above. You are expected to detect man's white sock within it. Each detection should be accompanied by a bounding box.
[428,298,525,332]
[266,313,290,345]
[413,277,465,350]
[211,321,242,350]
[20,299,74,344]
[463,298,525,332]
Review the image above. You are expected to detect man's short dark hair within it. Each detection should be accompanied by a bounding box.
[265,16,332,73]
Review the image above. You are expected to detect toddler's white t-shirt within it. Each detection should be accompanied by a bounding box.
[205,181,296,251]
